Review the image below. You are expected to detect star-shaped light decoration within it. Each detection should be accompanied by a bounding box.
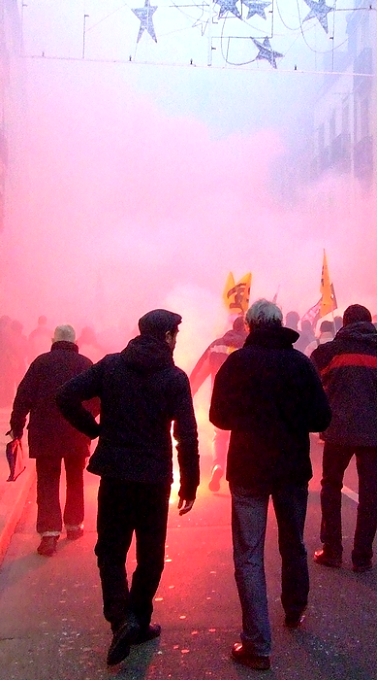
[215,0,242,20]
[242,1,270,21]
[132,0,158,43]
[251,37,283,68]
[302,0,333,34]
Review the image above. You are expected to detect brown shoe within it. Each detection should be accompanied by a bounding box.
[314,548,342,568]
[231,643,270,670]
[37,536,58,557]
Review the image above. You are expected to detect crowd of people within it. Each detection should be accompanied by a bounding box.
[3,299,377,671]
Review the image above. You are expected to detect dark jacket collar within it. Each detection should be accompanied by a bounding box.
[245,325,299,350]
[51,340,79,353]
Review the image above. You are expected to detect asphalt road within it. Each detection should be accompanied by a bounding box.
[0,436,375,680]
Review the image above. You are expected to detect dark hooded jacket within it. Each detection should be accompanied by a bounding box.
[56,335,200,499]
[10,341,94,457]
[310,321,377,447]
[190,326,247,396]
[210,325,331,494]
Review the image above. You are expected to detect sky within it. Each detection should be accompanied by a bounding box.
[1,0,376,372]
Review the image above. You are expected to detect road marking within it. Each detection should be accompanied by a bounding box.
[342,485,358,503]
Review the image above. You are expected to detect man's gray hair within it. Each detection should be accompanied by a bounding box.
[53,325,76,343]
[245,299,283,328]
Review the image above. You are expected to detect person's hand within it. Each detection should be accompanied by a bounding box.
[178,498,195,516]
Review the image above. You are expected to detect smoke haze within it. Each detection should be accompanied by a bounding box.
[1,1,376,372]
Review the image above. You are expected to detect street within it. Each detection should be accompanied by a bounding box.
[0,435,375,680]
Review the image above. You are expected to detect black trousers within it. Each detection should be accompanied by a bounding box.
[95,477,171,630]
[36,455,86,535]
[320,443,377,565]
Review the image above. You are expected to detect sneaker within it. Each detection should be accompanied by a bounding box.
[37,536,58,557]
[107,619,140,666]
[231,643,270,670]
[66,528,84,541]
[208,465,224,492]
[353,562,373,573]
[134,623,161,645]
[313,548,342,568]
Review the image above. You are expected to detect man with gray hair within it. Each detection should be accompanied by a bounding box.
[9,324,96,557]
[210,299,331,670]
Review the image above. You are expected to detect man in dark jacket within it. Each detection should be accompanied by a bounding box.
[190,315,247,491]
[311,304,377,572]
[210,299,331,671]
[56,309,200,667]
[10,325,94,557]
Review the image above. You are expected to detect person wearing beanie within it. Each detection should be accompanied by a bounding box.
[9,325,95,557]
[189,315,247,492]
[311,304,377,572]
[304,319,335,357]
[210,299,331,670]
[56,309,200,666]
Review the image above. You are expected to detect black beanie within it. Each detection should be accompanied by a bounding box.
[138,309,182,340]
[343,304,372,327]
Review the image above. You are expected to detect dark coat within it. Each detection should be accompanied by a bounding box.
[56,335,200,500]
[310,321,377,447]
[10,341,94,458]
[210,326,331,494]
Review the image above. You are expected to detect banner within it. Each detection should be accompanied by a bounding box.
[223,272,252,314]
[319,250,337,318]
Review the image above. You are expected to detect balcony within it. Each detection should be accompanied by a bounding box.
[354,135,374,180]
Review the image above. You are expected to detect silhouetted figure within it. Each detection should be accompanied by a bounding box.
[28,315,53,362]
[56,309,200,666]
[0,315,14,407]
[189,316,247,492]
[305,319,335,357]
[8,320,29,394]
[210,299,331,670]
[311,304,377,572]
[285,311,309,353]
[10,325,95,557]
[334,316,343,333]
[77,326,105,363]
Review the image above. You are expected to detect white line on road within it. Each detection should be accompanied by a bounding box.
[342,485,359,503]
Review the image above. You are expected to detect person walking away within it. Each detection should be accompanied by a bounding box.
[190,315,247,492]
[305,320,334,357]
[56,309,200,667]
[9,325,95,556]
[210,299,331,670]
[311,304,377,572]
[28,315,53,362]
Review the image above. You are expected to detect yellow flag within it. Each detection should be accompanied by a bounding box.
[223,272,252,313]
[319,250,337,318]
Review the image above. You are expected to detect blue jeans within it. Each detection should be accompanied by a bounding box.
[231,484,309,656]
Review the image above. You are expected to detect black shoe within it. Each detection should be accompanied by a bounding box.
[107,619,140,666]
[353,562,373,573]
[134,623,161,645]
[314,548,342,568]
[37,536,58,557]
[284,611,306,628]
[231,643,270,670]
[66,528,84,541]
[208,465,223,492]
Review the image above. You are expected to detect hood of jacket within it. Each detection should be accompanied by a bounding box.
[121,334,174,375]
[245,325,299,349]
[221,328,247,349]
[335,321,377,346]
